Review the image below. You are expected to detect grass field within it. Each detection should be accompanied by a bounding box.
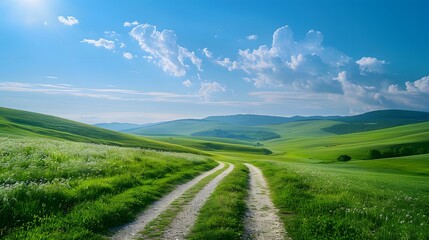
[254,160,429,240]
[0,137,216,239]
[1,107,428,239]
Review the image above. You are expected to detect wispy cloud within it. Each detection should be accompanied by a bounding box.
[44,76,58,79]
[124,21,139,27]
[0,82,199,103]
[81,38,115,50]
[58,16,79,26]
[246,34,258,40]
[199,81,227,101]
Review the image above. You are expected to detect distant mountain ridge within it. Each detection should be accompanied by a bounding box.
[94,122,144,131]
[204,114,339,126]
[122,109,429,139]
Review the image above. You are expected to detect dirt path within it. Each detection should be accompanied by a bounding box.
[110,162,226,240]
[243,163,287,240]
[161,163,235,240]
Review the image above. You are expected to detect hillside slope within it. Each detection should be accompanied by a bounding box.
[323,109,429,134]
[267,121,429,161]
[0,107,201,153]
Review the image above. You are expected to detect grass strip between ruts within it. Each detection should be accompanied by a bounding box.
[187,162,249,240]
[138,162,229,239]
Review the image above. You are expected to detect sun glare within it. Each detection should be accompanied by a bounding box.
[6,0,52,25]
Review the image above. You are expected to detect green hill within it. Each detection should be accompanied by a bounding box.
[94,122,143,131]
[125,118,280,142]
[147,136,272,155]
[323,109,429,134]
[0,107,201,153]
[266,120,429,161]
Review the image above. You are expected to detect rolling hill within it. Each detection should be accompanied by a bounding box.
[323,109,429,134]
[204,114,337,126]
[124,118,281,142]
[122,110,429,143]
[265,120,429,161]
[0,107,202,153]
[94,122,144,131]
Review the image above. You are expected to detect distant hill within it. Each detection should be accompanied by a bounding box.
[192,129,281,141]
[125,114,337,141]
[204,114,337,126]
[323,110,429,134]
[0,107,201,153]
[124,119,227,136]
[94,122,144,131]
[125,118,282,142]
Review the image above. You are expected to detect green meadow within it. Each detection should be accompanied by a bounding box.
[0,137,216,239]
[0,107,428,239]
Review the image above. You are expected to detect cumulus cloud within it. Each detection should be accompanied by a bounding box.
[81,38,115,50]
[123,52,133,60]
[219,26,354,90]
[58,16,79,26]
[356,57,386,74]
[199,81,226,100]
[182,79,192,87]
[130,23,202,77]
[246,34,258,40]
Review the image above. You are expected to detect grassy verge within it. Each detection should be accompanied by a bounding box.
[0,137,216,239]
[138,163,229,239]
[187,163,249,240]
[255,161,429,240]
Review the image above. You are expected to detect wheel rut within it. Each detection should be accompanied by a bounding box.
[160,163,235,240]
[243,163,288,240]
[110,162,226,240]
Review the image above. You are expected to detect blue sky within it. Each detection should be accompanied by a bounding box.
[1,0,428,124]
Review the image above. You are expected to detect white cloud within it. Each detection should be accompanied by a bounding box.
[58,16,79,26]
[406,76,429,93]
[123,52,133,60]
[130,23,202,77]
[215,58,233,69]
[124,21,139,27]
[356,57,386,74]
[120,42,126,48]
[202,48,213,58]
[182,79,192,87]
[0,82,200,103]
[246,34,258,40]
[220,25,352,89]
[199,81,226,100]
[81,38,115,50]
[44,76,58,79]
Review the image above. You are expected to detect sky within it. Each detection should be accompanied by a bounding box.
[1,0,428,124]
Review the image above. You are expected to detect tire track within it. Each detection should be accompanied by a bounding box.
[110,162,226,240]
[161,163,235,240]
[243,163,288,240]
